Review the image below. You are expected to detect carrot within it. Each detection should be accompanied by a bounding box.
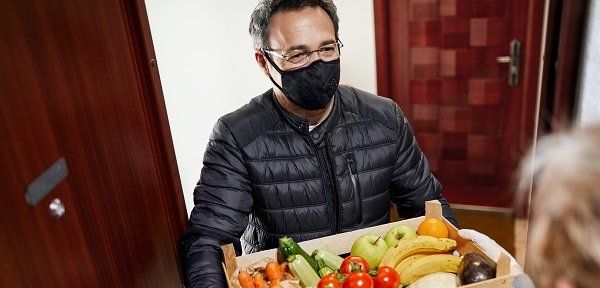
[265,261,284,283]
[279,262,288,274]
[253,273,268,288]
[238,271,254,288]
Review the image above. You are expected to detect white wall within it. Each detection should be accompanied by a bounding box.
[577,0,600,125]
[145,0,377,216]
[336,1,378,92]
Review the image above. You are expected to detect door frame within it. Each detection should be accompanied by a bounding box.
[537,0,589,133]
[126,0,189,236]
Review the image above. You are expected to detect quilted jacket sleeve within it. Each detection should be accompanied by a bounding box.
[180,119,253,288]
[389,104,459,227]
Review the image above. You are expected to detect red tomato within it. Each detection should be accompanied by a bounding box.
[318,274,342,288]
[374,266,400,288]
[340,256,370,274]
[343,271,374,288]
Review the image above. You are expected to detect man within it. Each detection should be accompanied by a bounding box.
[180,1,458,286]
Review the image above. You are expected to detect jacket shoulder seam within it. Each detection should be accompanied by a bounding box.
[341,87,398,134]
[220,98,282,150]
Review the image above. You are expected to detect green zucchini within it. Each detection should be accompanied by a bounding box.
[278,237,319,272]
[318,266,335,278]
[311,249,344,270]
[288,255,321,288]
[315,257,335,278]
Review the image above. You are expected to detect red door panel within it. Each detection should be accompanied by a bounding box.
[375,0,542,207]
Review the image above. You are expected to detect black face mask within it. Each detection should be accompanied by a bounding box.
[265,54,340,111]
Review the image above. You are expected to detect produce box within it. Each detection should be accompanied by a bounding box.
[222,200,516,288]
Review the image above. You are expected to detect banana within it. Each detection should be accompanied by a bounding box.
[379,236,457,268]
[399,254,462,286]
[394,253,430,275]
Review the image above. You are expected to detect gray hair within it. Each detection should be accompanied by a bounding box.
[249,0,339,50]
[516,124,600,288]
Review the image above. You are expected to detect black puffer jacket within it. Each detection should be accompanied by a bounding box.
[180,86,457,287]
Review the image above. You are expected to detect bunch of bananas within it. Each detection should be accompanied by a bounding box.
[379,235,461,286]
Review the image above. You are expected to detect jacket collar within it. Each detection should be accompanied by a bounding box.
[270,89,341,145]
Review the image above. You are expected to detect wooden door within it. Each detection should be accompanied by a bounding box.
[374,0,544,207]
[0,1,187,286]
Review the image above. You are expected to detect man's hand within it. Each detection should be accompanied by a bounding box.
[458,229,523,274]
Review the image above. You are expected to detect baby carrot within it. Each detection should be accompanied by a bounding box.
[265,261,284,283]
[237,271,254,288]
[279,262,288,274]
[253,273,268,288]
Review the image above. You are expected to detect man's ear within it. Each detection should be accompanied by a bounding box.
[255,51,271,77]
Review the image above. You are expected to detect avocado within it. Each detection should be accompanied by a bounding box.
[457,253,496,285]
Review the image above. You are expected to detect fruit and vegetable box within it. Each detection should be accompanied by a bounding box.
[221,200,517,288]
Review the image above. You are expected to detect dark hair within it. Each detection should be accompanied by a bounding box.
[249,0,339,50]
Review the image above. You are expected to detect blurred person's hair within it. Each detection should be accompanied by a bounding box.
[516,124,600,288]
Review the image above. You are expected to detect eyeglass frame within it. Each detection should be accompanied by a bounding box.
[262,39,344,68]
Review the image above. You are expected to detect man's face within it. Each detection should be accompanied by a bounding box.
[264,6,336,77]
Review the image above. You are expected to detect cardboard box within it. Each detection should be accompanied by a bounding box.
[222,200,517,287]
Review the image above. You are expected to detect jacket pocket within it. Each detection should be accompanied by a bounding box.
[346,153,362,225]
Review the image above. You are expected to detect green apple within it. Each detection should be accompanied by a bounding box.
[350,235,389,268]
[384,225,417,247]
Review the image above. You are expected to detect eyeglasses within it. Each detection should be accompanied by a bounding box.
[264,40,343,68]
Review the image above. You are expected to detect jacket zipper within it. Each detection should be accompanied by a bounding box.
[307,136,338,234]
[346,155,363,225]
[324,139,342,233]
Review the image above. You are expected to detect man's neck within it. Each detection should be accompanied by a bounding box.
[274,91,334,125]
